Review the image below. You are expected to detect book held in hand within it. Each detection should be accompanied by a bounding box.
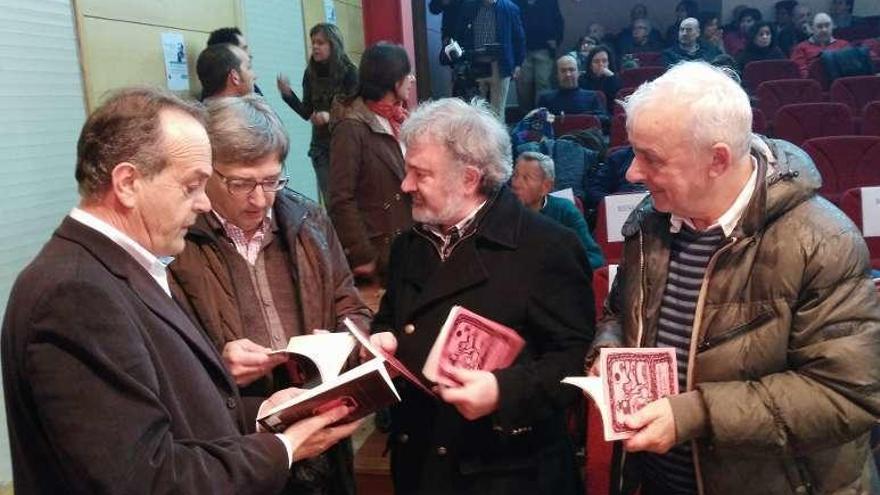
[562,347,678,441]
[422,305,525,386]
[268,331,356,385]
[257,318,433,433]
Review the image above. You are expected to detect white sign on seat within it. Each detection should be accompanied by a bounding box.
[862,186,880,237]
[605,192,649,243]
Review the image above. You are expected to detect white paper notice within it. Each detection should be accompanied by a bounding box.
[861,186,880,237]
[550,187,576,204]
[161,32,189,91]
[324,0,337,24]
[608,264,619,290]
[604,192,648,243]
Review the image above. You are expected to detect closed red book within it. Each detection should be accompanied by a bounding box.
[422,305,525,386]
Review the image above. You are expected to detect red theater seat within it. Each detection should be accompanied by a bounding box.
[620,66,665,90]
[610,114,628,147]
[755,79,823,128]
[633,51,663,67]
[773,103,855,146]
[863,101,880,137]
[830,76,880,127]
[801,136,880,203]
[742,59,801,93]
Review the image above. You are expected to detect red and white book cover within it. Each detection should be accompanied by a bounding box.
[563,347,678,441]
[422,305,525,387]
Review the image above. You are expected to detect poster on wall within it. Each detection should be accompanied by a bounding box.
[161,32,189,91]
[324,0,337,24]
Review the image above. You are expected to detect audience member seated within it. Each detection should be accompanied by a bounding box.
[570,35,599,75]
[864,36,880,60]
[538,55,608,126]
[619,5,665,45]
[791,12,850,77]
[579,46,622,112]
[665,1,700,45]
[512,151,606,268]
[724,7,763,56]
[588,22,617,51]
[584,146,646,210]
[829,0,860,29]
[663,18,722,66]
[699,12,727,55]
[196,43,256,100]
[775,1,808,55]
[617,18,665,58]
[737,21,787,70]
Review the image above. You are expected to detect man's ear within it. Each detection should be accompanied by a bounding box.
[463,165,483,195]
[111,162,140,209]
[229,69,242,89]
[707,143,733,179]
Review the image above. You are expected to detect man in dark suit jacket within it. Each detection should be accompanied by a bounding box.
[370,97,595,495]
[0,87,360,494]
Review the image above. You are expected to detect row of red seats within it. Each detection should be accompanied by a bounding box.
[592,136,880,267]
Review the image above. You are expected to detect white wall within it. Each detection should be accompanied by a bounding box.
[0,0,87,485]
[245,0,317,201]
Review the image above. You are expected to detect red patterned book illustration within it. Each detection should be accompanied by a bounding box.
[562,348,678,441]
[422,305,525,387]
[257,318,433,433]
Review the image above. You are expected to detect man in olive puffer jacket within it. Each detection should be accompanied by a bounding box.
[590,61,880,495]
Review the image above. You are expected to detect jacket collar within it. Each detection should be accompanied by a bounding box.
[187,189,309,246]
[55,217,235,393]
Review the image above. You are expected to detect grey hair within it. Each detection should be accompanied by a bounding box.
[516,151,555,183]
[205,94,289,165]
[400,98,512,194]
[681,17,700,29]
[622,61,752,159]
[557,54,578,69]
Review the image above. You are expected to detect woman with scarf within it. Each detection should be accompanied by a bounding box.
[328,42,414,288]
[277,23,357,205]
[737,21,786,70]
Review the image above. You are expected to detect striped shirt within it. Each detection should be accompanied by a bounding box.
[473,2,497,48]
[641,225,725,494]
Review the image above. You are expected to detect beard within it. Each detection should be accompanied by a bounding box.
[411,187,469,226]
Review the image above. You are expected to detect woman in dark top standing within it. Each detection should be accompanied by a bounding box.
[736,21,786,70]
[277,23,357,205]
[579,45,621,112]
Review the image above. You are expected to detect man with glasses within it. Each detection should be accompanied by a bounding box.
[170,94,371,495]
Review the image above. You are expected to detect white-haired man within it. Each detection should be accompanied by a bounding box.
[590,61,880,494]
[790,12,850,77]
[370,98,595,494]
[662,18,721,66]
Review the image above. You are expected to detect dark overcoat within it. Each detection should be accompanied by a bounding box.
[1,218,289,494]
[372,187,596,495]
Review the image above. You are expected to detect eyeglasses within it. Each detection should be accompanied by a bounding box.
[213,169,289,197]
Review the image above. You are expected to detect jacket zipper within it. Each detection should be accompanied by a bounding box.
[696,310,773,353]
[686,235,741,495]
[618,230,647,495]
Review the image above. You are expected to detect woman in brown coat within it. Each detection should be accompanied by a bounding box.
[329,42,414,286]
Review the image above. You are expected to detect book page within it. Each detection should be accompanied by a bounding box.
[268,332,356,384]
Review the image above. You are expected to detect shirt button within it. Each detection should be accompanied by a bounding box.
[403,324,415,335]
[226,397,237,409]
[436,446,447,456]
[397,433,409,444]
[395,193,401,201]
